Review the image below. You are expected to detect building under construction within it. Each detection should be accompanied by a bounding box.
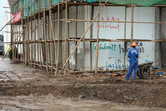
[5,0,166,75]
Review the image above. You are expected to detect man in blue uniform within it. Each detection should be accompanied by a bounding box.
[125,42,139,80]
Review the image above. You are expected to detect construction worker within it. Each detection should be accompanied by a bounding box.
[125,42,139,80]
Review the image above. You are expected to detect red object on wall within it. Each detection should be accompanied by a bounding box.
[12,11,22,23]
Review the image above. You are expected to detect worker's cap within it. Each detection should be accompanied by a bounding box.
[131,42,136,46]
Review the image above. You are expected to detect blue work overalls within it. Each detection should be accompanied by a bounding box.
[125,48,139,80]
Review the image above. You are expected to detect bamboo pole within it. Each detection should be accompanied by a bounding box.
[48,0,54,74]
[124,6,127,69]
[131,0,134,42]
[67,7,70,71]
[17,23,19,60]
[24,19,27,64]
[63,0,68,75]
[55,0,60,75]
[159,7,162,68]
[12,38,166,44]
[47,16,51,68]
[95,0,101,74]
[90,6,94,70]
[21,8,24,63]
[34,3,36,68]
[38,9,42,68]
[44,0,48,72]
[67,19,166,24]
[11,24,13,60]
[30,17,33,67]
[53,13,57,71]
[75,6,78,70]
[28,4,30,66]
[60,0,109,74]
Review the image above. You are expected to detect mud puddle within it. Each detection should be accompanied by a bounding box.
[0,95,165,111]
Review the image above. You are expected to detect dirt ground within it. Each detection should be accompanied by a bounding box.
[0,57,166,110]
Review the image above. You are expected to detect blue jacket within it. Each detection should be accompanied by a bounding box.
[128,48,139,63]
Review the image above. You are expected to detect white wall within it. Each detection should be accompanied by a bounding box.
[3,2,11,54]
[84,6,155,70]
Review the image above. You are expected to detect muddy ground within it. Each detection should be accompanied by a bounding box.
[0,58,166,110]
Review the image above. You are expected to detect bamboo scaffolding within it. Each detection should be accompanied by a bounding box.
[0,0,33,32]
[9,0,166,75]
[60,0,109,74]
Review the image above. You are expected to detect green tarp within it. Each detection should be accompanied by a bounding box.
[10,0,166,18]
[87,0,166,7]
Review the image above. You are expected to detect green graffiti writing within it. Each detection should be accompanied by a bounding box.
[92,42,116,53]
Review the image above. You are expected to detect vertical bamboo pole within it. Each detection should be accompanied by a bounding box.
[38,0,42,68]
[30,0,33,67]
[11,24,13,60]
[28,3,30,65]
[124,7,127,69]
[44,0,48,72]
[53,14,56,70]
[30,17,33,67]
[90,6,94,70]
[75,6,78,70]
[48,0,54,74]
[36,0,39,66]
[13,25,16,60]
[17,23,20,60]
[55,0,60,75]
[159,7,162,68]
[131,0,134,42]
[21,13,24,63]
[63,0,68,74]
[34,1,36,68]
[25,19,27,64]
[95,0,101,74]
[47,16,51,68]
[67,8,70,70]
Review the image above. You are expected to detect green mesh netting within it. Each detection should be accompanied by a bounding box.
[10,0,166,18]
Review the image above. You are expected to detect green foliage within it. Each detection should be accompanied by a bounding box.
[8,48,12,60]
